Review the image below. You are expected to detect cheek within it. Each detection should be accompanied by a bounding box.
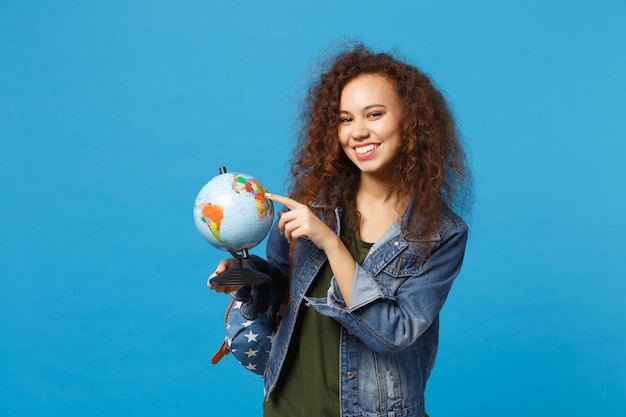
[379,123,403,146]
[337,127,350,146]
[377,119,401,137]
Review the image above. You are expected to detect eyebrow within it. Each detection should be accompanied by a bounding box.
[339,104,386,114]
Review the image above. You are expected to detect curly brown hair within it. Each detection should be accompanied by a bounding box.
[288,43,472,241]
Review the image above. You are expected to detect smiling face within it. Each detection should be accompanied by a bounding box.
[338,73,404,178]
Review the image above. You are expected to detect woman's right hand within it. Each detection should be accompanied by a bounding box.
[207,258,245,294]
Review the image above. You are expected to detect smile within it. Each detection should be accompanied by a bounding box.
[355,144,380,155]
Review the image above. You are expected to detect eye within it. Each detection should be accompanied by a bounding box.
[367,111,383,119]
[339,116,353,123]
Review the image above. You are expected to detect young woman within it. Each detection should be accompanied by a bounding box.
[208,43,472,417]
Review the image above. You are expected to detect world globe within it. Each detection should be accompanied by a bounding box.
[194,169,274,253]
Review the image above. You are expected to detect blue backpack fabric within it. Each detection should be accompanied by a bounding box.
[222,297,276,376]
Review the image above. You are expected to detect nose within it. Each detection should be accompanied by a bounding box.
[351,117,369,140]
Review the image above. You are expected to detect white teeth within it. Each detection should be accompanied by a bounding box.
[355,144,379,155]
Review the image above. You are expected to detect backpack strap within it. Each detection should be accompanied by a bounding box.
[211,299,234,364]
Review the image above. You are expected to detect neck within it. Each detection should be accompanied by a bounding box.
[356,173,407,211]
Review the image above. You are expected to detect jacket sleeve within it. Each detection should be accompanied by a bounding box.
[306,220,468,355]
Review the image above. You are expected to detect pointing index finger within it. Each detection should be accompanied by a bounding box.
[265,193,300,210]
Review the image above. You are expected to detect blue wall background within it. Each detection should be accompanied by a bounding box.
[2,1,625,415]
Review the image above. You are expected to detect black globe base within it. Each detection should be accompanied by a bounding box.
[209,265,271,286]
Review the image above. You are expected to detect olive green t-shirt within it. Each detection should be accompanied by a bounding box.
[263,231,372,417]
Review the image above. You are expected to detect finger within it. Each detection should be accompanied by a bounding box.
[207,277,220,289]
[277,210,299,241]
[276,209,293,232]
[218,258,239,273]
[207,259,237,289]
[283,215,306,244]
[264,193,302,210]
[207,275,224,290]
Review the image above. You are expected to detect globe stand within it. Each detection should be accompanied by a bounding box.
[209,248,271,286]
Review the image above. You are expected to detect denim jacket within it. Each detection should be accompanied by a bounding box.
[230,203,468,417]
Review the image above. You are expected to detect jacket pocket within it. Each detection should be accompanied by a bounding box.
[382,252,425,278]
